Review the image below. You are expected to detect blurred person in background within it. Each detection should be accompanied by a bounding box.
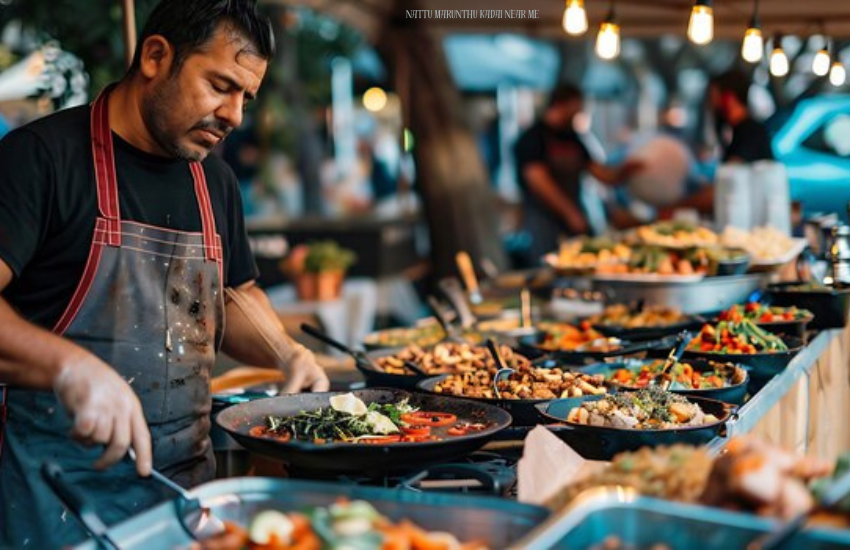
[661,69,773,217]
[514,84,642,265]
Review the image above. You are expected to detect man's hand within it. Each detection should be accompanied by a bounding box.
[280,343,329,393]
[563,209,590,234]
[52,352,152,476]
[222,283,330,393]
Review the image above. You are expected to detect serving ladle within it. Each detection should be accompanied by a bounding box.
[487,338,515,399]
[128,448,226,541]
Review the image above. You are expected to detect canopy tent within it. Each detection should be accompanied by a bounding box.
[264,0,850,43]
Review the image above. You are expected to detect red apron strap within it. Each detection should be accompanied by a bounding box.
[90,88,122,247]
[189,162,222,263]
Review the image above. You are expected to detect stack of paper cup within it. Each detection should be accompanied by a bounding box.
[752,161,791,235]
[714,163,752,231]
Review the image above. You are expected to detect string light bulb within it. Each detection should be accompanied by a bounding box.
[830,61,846,86]
[813,39,831,77]
[562,0,588,36]
[769,35,790,77]
[741,1,763,63]
[596,4,621,60]
[688,0,714,45]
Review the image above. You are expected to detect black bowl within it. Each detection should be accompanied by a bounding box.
[535,394,735,460]
[768,283,850,330]
[682,336,804,383]
[578,359,749,405]
[417,374,556,426]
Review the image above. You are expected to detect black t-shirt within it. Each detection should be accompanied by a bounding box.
[514,121,591,260]
[515,121,591,204]
[0,105,258,329]
[724,117,774,163]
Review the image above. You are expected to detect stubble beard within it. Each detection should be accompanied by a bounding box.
[142,75,208,162]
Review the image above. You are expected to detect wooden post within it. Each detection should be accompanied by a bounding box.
[121,0,137,69]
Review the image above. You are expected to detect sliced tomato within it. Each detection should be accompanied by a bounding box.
[248,425,267,437]
[401,424,432,437]
[447,425,469,436]
[358,435,403,444]
[401,412,457,427]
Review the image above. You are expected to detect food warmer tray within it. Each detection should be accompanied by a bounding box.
[511,487,850,549]
[557,274,764,315]
[75,477,549,549]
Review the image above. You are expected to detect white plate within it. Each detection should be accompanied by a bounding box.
[749,238,808,268]
[592,272,706,283]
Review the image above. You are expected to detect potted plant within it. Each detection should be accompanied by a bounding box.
[282,240,357,301]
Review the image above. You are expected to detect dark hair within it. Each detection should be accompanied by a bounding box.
[711,70,751,106]
[548,84,584,108]
[128,0,275,74]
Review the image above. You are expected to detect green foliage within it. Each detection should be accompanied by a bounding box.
[303,240,356,273]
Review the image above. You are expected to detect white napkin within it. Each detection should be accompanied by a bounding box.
[517,426,594,506]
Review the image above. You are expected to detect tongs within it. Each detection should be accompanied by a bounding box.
[301,323,426,376]
[427,295,467,344]
[652,331,694,391]
[751,467,850,550]
[438,277,478,328]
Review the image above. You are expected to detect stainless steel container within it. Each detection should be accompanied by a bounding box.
[511,487,850,549]
[590,274,764,314]
[75,477,548,549]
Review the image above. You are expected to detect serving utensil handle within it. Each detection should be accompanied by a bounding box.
[41,462,120,550]
[300,323,355,355]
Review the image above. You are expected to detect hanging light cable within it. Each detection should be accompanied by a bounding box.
[596,1,621,60]
[741,0,764,63]
[688,0,714,45]
[562,0,588,36]
[770,34,790,77]
[813,35,832,77]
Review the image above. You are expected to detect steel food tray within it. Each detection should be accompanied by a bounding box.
[586,274,764,315]
[75,477,549,549]
[511,487,850,549]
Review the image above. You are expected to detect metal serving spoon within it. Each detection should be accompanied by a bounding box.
[487,338,515,399]
[128,448,226,541]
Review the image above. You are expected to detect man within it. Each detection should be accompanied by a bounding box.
[662,69,774,216]
[0,1,328,546]
[514,84,641,264]
[711,69,774,164]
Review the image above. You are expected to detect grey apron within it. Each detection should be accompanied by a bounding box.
[0,87,225,548]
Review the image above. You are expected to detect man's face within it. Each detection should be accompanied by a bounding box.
[141,24,268,161]
[549,98,584,130]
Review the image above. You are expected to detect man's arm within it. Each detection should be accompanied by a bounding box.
[221,281,329,392]
[587,159,644,186]
[523,163,589,234]
[0,261,151,474]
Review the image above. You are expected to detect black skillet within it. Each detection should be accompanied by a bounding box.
[535,393,736,460]
[589,314,706,342]
[680,336,805,384]
[301,323,428,390]
[518,332,681,366]
[414,364,605,427]
[214,388,512,477]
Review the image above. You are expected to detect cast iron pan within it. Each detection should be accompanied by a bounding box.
[579,358,750,405]
[767,282,850,330]
[705,312,813,341]
[535,394,736,460]
[517,333,680,366]
[215,388,512,477]
[680,336,804,383]
[416,374,567,426]
[590,315,706,342]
